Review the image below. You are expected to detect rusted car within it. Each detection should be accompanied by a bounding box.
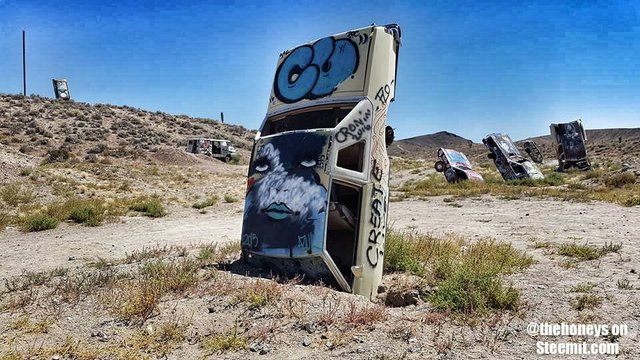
[523,140,544,164]
[434,148,483,183]
[483,133,544,181]
[240,24,401,300]
[550,119,591,171]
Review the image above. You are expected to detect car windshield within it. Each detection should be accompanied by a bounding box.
[446,150,472,168]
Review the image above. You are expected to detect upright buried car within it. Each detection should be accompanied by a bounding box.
[241,24,401,300]
[434,148,483,183]
[550,119,591,171]
[483,133,544,181]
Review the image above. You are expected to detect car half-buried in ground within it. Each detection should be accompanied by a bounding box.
[434,148,483,183]
[240,24,402,300]
[550,119,591,171]
[483,133,544,181]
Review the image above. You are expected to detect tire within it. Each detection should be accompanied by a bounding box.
[224,154,231,162]
[434,161,445,172]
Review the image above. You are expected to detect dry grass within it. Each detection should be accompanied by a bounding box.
[384,230,534,316]
[397,167,640,207]
[230,279,283,308]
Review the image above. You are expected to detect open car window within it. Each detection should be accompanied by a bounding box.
[261,104,356,136]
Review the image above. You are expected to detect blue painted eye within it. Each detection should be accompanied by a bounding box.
[255,164,269,172]
[300,159,316,168]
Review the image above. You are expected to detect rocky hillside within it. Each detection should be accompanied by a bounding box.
[0,93,255,179]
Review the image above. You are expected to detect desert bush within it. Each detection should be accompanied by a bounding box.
[573,294,602,311]
[223,195,238,203]
[0,183,34,206]
[558,242,621,261]
[46,146,70,163]
[68,203,105,226]
[129,198,166,217]
[193,195,220,209]
[385,230,533,315]
[604,172,636,188]
[22,213,59,232]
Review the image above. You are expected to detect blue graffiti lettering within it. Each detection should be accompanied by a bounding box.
[274,37,359,103]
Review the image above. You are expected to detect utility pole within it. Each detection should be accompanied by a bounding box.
[22,30,26,96]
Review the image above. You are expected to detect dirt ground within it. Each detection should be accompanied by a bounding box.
[1,196,639,358]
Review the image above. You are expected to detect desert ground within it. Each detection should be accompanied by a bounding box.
[1,94,639,359]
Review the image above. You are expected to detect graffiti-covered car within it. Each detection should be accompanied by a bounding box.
[434,148,483,183]
[550,119,591,171]
[241,24,401,300]
[483,133,544,181]
[185,138,236,162]
[523,140,544,164]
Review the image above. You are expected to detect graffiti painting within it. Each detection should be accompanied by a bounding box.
[274,37,359,103]
[242,132,330,257]
[483,133,544,181]
[434,148,484,183]
[550,120,591,171]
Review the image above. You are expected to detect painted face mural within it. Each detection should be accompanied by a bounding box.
[242,132,329,256]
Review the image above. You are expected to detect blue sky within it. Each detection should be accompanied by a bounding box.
[1,0,638,142]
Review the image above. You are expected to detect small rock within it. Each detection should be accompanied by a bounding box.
[146,325,154,335]
[411,218,416,221]
[525,213,529,216]
[325,341,334,349]
[51,356,61,360]
[320,334,328,340]
[537,285,546,289]
[303,337,312,347]
[207,307,215,313]
[303,322,316,334]
[408,337,417,344]
[68,256,76,261]
[631,269,636,274]
[377,284,388,294]
[249,341,263,352]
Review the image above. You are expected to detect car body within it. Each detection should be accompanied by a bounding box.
[434,148,483,183]
[550,119,591,171]
[52,79,70,100]
[522,140,543,164]
[185,138,236,162]
[483,133,544,181]
[241,24,401,300]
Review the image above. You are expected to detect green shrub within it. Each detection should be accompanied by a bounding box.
[69,204,105,226]
[130,198,166,217]
[604,172,636,188]
[223,195,238,203]
[193,195,219,209]
[384,230,533,315]
[22,214,60,232]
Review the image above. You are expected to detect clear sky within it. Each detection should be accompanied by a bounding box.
[1,0,638,142]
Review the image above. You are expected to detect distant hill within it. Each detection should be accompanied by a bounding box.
[388,131,488,162]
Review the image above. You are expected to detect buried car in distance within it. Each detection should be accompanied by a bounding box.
[434,148,483,183]
[550,119,591,172]
[483,133,544,181]
[240,24,402,300]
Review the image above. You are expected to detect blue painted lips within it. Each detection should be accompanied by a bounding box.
[263,202,293,220]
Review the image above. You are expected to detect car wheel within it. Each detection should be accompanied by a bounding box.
[434,161,445,172]
[225,154,231,162]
